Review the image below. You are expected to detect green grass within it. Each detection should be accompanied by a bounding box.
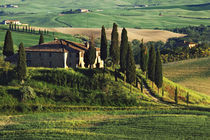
[0,110,210,139]
[0,0,210,28]
[0,27,81,54]
[163,57,210,96]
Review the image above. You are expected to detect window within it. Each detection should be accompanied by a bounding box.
[26,53,31,59]
[26,60,31,66]
[49,61,52,67]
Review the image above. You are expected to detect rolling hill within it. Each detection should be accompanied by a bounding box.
[0,0,210,28]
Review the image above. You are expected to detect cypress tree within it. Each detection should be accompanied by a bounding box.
[175,87,178,104]
[39,33,44,45]
[155,48,163,93]
[3,30,14,57]
[100,25,107,68]
[11,24,14,31]
[84,37,96,69]
[140,39,147,73]
[126,44,136,92]
[17,42,27,83]
[148,45,156,87]
[9,23,12,30]
[120,28,129,73]
[23,26,24,32]
[26,26,27,32]
[186,92,189,106]
[110,23,119,66]
[141,78,143,93]
[88,37,96,69]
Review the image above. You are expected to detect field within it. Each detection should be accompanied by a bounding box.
[0,110,210,139]
[46,28,185,42]
[163,57,210,96]
[0,0,210,28]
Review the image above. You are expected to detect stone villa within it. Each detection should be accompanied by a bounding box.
[24,39,103,68]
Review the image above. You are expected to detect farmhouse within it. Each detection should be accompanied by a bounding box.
[75,9,89,13]
[3,20,21,25]
[184,41,197,48]
[24,39,103,68]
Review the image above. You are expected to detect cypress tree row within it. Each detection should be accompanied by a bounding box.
[120,28,129,73]
[3,30,14,57]
[155,48,163,93]
[39,33,44,45]
[126,44,136,92]
[140,39,147,73]
[148,45,156,86]
[100,25,107,68]
[110,23,119,66]
[17,42,27,83]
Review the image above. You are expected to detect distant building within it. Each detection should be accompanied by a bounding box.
[75,9,89,13]
[23,39,103,68]
[0,4,18,8]
[184,41,197,49]
[3,20,21,25]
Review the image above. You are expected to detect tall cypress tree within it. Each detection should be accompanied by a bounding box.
[110,23,119,66]
[100,25,107,68]
[39,33,44,45]
[140,39,147,73]
[120,28,129,73]
[88,37,96,69]
[3,30,14,57]
[174,87,178,104]
[126,44,136,92]
[148,45,156,87]
[17,42,27,83]
[84,37,96,69]
[155,48,163,93]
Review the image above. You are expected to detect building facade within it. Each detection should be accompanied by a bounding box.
[3,20,21,25]
[24,39,103,68]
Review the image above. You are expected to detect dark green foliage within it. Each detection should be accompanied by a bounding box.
[39,33,44,45]
[120,28,129,73]
[126,44,136,84]
[3,30,14,57]
[100,26,107,64]
[140,39,147,72]
[186,92,190,105]
[110,23,119,65]
[84,37,96,68]
[162,88,164,97]
[19,86,36,101]
[141,78,143,93]
[175,87,178,104]
[17,42,27,82]
[155,48,163,90]
[148,45,156,83]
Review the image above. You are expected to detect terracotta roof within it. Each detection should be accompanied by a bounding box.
[25,40,68,53]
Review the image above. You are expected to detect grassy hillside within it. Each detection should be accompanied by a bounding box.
[0,0,210,28]
[1,110,210,139]
[0,27,81,55]
[163,57,210,96]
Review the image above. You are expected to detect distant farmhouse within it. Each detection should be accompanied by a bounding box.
[184,41,197,49]
[61,9,90,14]
[22,39,103,68]
[0,4,18,8]
[3,20,22,25]
[75,9,89,13]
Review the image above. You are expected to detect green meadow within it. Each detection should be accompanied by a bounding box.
[1,110,210,139]
[0,0,210,28]
[163,57,210,96]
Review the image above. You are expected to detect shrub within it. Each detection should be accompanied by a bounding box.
[19,86,36,101]
[16,103,30,113]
